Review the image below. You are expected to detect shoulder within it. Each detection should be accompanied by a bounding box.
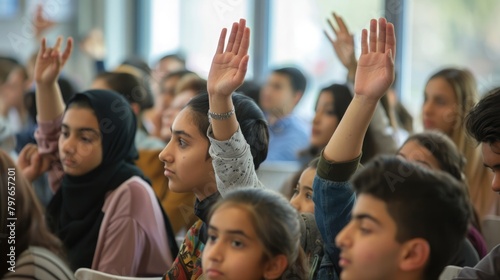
[3,246,74,280]
[103,176,159,219]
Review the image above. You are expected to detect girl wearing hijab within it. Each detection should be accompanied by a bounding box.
[33,37,175,276]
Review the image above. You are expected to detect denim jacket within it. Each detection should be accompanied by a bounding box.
[313,153,360,280]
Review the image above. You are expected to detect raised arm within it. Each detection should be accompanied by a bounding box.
[324,18,395,162]
[324,12,357,83]
[34,36,73,121]
[207,19,250,140]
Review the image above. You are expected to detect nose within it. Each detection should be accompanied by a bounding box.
[60,135,76,156]
[312,111,321,125]
[335,222,353,249]
[205,238,224,263]
[422,99,433,117]
[158,141,174,163]
[492,172,500,193]
[290,196,301,212]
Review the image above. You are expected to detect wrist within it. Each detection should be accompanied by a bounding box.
[352,94,380,107]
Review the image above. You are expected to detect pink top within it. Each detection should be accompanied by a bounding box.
[35,115,173,276]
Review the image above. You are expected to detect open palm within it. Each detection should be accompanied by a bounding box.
[354,18,396,101]
[34,36,73,85]
[207,19,250,97]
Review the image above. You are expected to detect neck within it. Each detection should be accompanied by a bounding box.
[267,109,292,125]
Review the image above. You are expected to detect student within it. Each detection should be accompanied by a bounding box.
[290,157,319,213]
[160,19,269,279]
[202,188,307,280]
[336,156,470,280]
[259,66,310,162]
[90,71,197,235]
[0,150,74,279]
[398,132,488,260]
[32,37,174,275]
[423,68,497,218]
[455,87,500,279]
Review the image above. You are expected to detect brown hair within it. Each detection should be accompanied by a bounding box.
[209,188,308,279]
[0,150,66,276]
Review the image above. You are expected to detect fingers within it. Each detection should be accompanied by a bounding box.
[385,22,396,59]
[369,19,377,53]
[61,37,74,65]
[216,28,227,54]
[232,18,246,55]
[51,36,63,56]
[361,29,368,54]
[327,18,338,37]
[40,37,47,58]
[323,30,334,45]
[237,27,250,57]
[334,12,349,34]
[225,22,238,53]
[377,18,387,53]
[234,54,249,83]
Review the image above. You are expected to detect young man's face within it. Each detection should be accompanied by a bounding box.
[335,194,407,280]
[259,73,300,117]
[482,141,500,193]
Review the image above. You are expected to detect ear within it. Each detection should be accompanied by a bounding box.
[263,254,288,280]
[399,238,430,273]
[130,103,141,116]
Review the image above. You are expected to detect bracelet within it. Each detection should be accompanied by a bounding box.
[207,108,235,121]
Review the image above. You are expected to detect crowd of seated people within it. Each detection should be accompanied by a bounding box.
[1,5,500,280]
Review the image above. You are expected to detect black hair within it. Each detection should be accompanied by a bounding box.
[186,93,269,170]
[465,87,500,144]
[94,72,147,110]
[273,67,307,94]
[400,131,465,181]
[316,83,352,123]
[352,156,471,280]
[158,53,186,67]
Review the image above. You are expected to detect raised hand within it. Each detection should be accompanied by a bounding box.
[354,18,395,102]
[207,19,250,98]
[34,36,73,86]
[34,4,56,39]
[324,12,357,72]
[17,143,55,183]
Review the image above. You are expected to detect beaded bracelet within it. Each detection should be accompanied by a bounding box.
[207,108,235,121]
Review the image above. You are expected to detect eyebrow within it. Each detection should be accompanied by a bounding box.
[61,124,100,136]
[352,213,382,226]
[170,128,193,139]
[208,225,251,239]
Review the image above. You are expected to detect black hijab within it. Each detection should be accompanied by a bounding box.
[47,90,156,270]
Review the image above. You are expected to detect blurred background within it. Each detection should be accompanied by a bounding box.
[1,0,499,127]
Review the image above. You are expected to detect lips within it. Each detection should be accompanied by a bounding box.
[205,268,224,278]
[62,158,77,168]
[164,167,176,177]
[339,255,351,268]
[423,119,434,129]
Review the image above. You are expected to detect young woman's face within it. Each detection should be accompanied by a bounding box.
[158,107,216,200]
[203,205,278,280]
[290,167,316,213]
[335,194,405,280]
[59,107,103,176]
[422,77,458,136]
[311,91,339,149]
[397,140,441,171]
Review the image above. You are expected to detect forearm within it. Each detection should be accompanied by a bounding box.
[208,95,239,141]
[323,94,378,162]
[36,82,65,122]
[346,62,357,84]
